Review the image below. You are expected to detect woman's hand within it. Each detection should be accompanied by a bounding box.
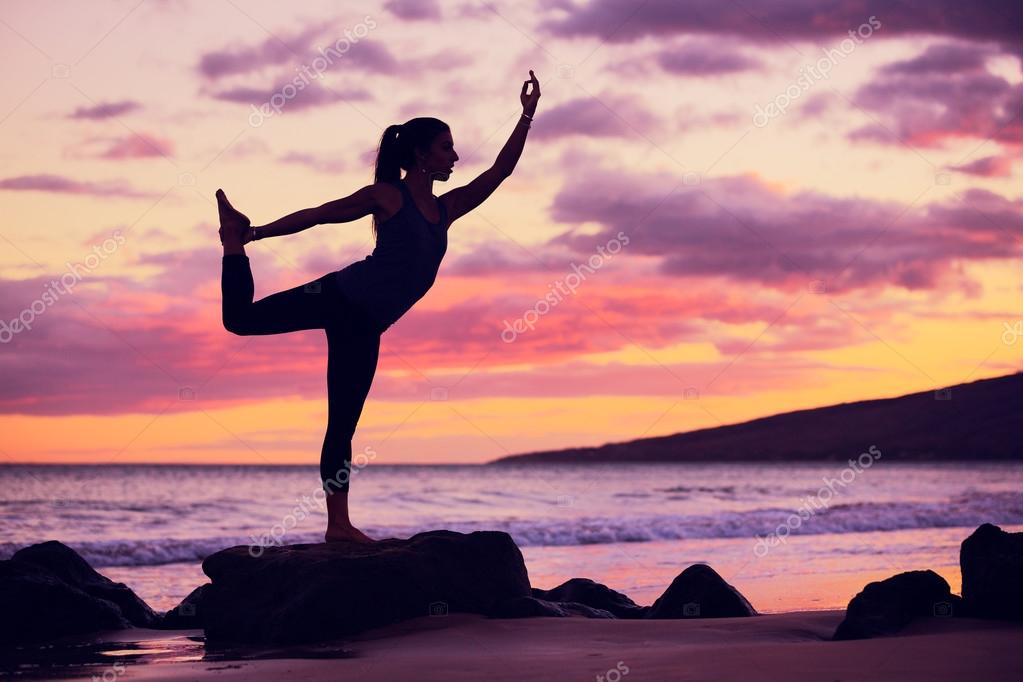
[216,189,253,244]
[520,69,540,117]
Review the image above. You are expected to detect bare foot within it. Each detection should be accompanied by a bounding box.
[324,526,376,544]
[216,189,251,251]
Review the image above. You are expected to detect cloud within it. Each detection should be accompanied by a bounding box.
[384,0,442,20]
[851,43,1023,148]
[529,92,662,139]
[0,174,158,199]
[880,42,998,75]
[948,155,1014,178]
[608,39,761,78]
[545,166,1023,293]
[540,0,1023,50]
[68,100,142,120]
[0,237,835,416]
[208,82,371,112]
[198,24,325,80]
[98,133,174,159]
[653,40,761,76]
[199,24,399,81]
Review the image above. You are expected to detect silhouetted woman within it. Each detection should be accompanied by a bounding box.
[217,71,540,543]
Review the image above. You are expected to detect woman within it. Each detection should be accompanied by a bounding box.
[217,71,540,544]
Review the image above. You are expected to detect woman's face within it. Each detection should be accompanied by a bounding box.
[419,130,459,181]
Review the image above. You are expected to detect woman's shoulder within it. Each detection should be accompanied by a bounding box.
[373,181,404,224]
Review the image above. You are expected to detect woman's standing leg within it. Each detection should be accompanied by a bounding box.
[322,307,382,543]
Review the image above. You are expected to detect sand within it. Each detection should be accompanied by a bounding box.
[33,609,1023,681]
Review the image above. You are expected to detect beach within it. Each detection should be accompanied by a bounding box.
[23,609,1023,681]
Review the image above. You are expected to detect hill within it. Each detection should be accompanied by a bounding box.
[489,371,1022,464]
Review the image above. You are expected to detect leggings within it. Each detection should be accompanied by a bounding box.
[221,254,381,493]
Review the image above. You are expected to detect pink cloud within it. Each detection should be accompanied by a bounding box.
[68,100,142,120]
[530,92,662,140]
[208,83,371,112]
[851,44,1023,148]
[650,40,761,77]
[384,0,442,20]
[948,155,1014,178]
[199,24,399,82]
[545,167,1023,293]
[98,133,175,159]
[539,1,1023,50]
[0,174,158,198]
[198,25,325,80]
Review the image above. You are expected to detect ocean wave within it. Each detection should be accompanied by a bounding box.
[2,492,1020,568]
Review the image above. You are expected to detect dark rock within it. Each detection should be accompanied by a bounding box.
[157,584,209,630]
[200,530,531,644]
[961,523,1023,620]
[0,558,129,643]
[833,570,958,640]
[489,595,615,618]
[532,578,648,619]
[647,564,757,619]
[12,540,159,627]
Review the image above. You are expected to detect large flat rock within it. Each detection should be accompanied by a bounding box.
[200,530,532,644]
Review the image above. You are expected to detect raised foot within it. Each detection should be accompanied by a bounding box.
[324,526,376,544]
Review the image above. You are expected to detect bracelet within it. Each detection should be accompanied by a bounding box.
[251,226,260,241]
[521,112,533,120]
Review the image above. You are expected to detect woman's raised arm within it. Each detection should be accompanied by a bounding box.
[440,70,540,224]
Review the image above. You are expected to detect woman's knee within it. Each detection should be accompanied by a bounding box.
[223,310,252,336]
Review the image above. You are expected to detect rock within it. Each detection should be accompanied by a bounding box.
[961,523,1023,620]
[647,564,757,618]
[532,578,648,619]
[12,540,159,627]
[833,570,959,640]
[158,584,209,630]
[0,558,129,643]
[489,595,615,618]
[200,530,531,644]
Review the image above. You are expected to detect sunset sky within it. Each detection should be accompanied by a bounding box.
[1,0,1021,466]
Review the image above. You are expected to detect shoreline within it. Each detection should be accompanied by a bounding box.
[15,609,1023,681]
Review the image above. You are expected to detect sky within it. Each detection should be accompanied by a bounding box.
[1,0,1021,466]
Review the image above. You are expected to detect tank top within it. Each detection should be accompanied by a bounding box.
[334,178,448,332]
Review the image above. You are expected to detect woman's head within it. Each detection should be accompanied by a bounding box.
[373,117,457,184]
[371,117,457,238]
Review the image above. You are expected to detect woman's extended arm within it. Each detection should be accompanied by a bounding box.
[250,207,320,241]
[250,184,380,241]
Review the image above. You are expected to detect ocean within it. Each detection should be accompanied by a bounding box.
[3,462,1021,614]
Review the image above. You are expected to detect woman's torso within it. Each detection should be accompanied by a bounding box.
[334,179,449,332]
